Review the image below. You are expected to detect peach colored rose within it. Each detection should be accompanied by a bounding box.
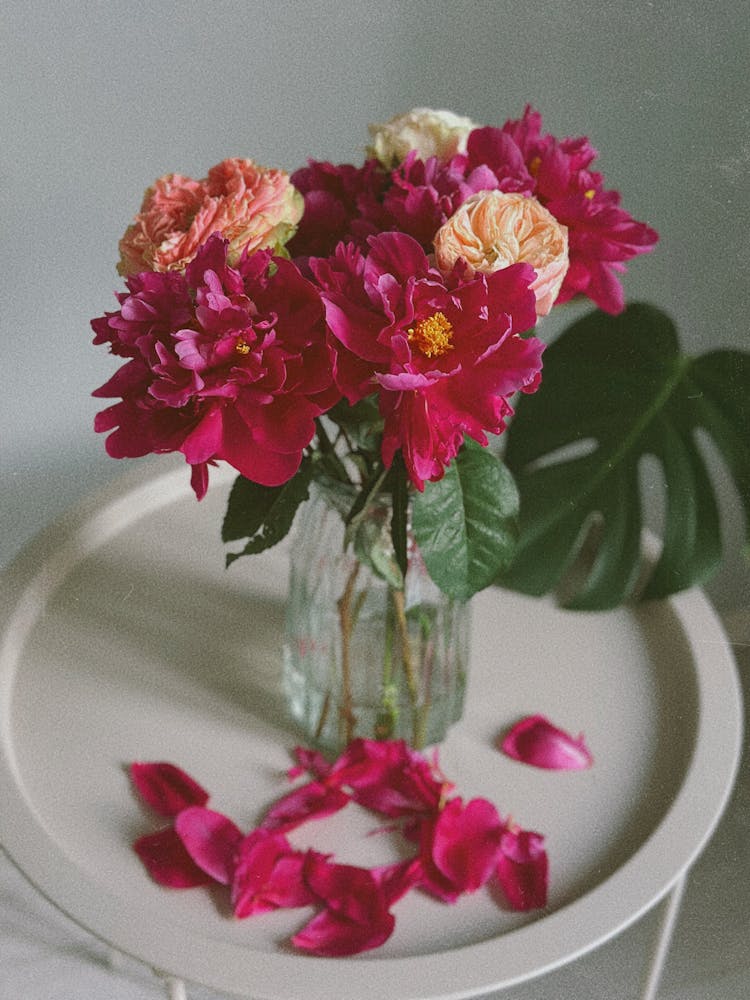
[117,158,303,276]
[366,108,477,167]
[434,191,569,317]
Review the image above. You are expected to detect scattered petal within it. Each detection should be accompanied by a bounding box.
[133,827,215,888]
[232,830,316,917]
[288,746,333,781]
[426,797,505,895]
[499,715,593,770]
[292,906,395,957]
[174,807,243,884]
[260,780,350,832]
[496,827,549,910]
[130,761,210,817]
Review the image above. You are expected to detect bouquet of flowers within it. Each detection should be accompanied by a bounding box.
[92,106,748,616]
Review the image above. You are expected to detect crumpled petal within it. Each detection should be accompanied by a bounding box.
[291,906,396,957]
[130,761,210,817]
[133,827,215,888]
[174,806,243,884]
[287,746,333,781]
[425,797,504,895]
[496,827,548,910]
[232,830,316,917]
[499,714,593,770]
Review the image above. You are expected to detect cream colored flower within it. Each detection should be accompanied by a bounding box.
[366,108,477,167]
[434,190,569,316]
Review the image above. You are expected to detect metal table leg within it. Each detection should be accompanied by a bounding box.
[640,873,687,1000]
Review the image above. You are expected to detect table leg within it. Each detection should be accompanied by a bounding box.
[640,873,687,1000]
[154,970,188,1000]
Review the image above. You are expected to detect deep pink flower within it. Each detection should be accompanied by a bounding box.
[232,830,316,917]
[466,106,659,313]
[496,826,549,911]
[93,235,338,498]
[312,231,543,489]
[130,761,210,818]
[500,714,593,770]
[417,797,505,901]
[288,158,389,261]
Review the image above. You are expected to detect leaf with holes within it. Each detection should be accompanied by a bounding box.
[500,303,750,609]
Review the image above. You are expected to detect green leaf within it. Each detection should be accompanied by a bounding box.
[501,303,750,608]
[412,439,519,600]
[222,458,313,566]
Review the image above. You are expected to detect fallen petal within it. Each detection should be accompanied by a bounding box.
[496,828,548,910]
[130,761,210,817]
[261,780,350,832]
[303,855,388,925]
[174,806,243,884]
[292,906,395,956]
[232,830,316,917]
[430,797,504,893]
[499,715,593,770]
[133,827,215,888]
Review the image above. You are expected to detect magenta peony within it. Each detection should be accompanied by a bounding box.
[117,158,303,276]
[311,231,544,490]
[93,235,338,498]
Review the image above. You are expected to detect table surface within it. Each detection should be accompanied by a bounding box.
[0,462,743,1000]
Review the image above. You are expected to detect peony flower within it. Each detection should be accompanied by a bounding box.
[367,107,477,167]
[500,714,593,770]
[311,231,544,490]
[465,107,659,314]
[434,190,569,317]
[117,158,303,276]
[287,158,389,261]
[93,235,338,499]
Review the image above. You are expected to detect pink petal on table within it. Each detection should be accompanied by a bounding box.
[133,827,215,888]
[429,797,505,893]
[303,855,388,924]
[499,715,593,770]
[291,906,396,956]
[287,746,333,780]
[232,830,316,917]
[260,779,350,832]
[174,806,243,884]
[130,761,210,817]
[496,827,549,911]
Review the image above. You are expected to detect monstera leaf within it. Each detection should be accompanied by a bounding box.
[500,303,750,609]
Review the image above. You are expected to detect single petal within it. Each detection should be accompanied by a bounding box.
[174,806,243,884]
[496,828,549,910]
[133,827,214,888]
[430,797,504,893]
[500,714,593,770]
[303,855,387,924]
[130,761,210,818]
[260,780,350,832]
[291,906,395,957]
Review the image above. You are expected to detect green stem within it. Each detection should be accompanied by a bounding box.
[391,587,427,748]
[336,559,361,744]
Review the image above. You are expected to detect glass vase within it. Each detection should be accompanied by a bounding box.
[282,483,470,751]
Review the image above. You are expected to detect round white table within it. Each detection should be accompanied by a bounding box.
[0,462,742,1000]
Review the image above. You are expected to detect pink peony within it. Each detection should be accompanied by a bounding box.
[466,107,659,313]
[311,231,544,490]
[93,234,338,498]
[117,158,303,276]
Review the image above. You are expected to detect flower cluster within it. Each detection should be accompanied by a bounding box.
[131,739,548,956]
[93,107,657,506]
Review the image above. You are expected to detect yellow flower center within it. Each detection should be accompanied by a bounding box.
[407,311,454,359]
[235,337,251,355]
[584,188,596,200]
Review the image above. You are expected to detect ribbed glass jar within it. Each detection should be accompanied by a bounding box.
[282,483,470,751]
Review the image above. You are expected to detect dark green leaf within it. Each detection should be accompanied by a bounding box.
[222,458,313,566]
[412,440,519,600]
[501,303,750,608]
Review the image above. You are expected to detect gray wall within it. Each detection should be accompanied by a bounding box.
[2,0,748,608]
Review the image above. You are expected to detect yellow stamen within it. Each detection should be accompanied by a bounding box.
[235,337,251,355]
[584,188,596,200]
[407,311,454,359]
